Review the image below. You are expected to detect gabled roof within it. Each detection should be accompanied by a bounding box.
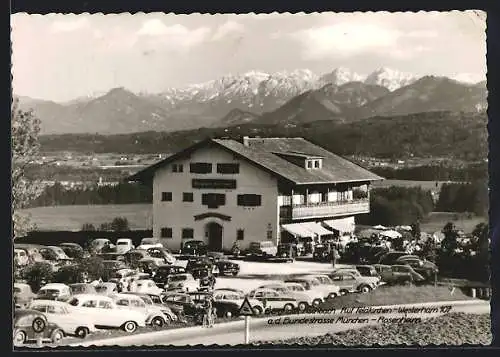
[127,137,383,185]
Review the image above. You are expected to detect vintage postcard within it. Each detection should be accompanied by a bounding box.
[11,10,490,348]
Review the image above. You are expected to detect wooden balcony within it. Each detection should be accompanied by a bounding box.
[280,199,370,220]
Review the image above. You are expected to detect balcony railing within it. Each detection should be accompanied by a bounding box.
[280,199,370,220]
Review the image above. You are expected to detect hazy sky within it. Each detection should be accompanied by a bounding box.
[11,11,486,102]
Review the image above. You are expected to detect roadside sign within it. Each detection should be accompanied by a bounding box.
[238,297,255,316]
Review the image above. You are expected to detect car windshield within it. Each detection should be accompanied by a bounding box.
[288,285,304,291]
[39,289,60,295]
[142,239,156,244]
[250,243,260,248]
[139,296,154,305]
[95,286,109,293]
[170,275,187,282]
[70,285,87,293]
[117,242,129,245]
[14,287,21,293]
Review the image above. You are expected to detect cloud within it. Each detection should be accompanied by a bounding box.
[211,21,245,41]
[136,20,211,50]
[50,17,90,33]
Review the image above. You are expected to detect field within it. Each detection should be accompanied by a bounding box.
[19,204,486,234]
[371,179,452,192]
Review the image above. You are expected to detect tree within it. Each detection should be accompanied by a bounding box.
[81,223,96,231]
[12,99,43,238]
[22,262,54,292]
[110,217,130,232]
[441,222,459,253]
[411,221,421,240]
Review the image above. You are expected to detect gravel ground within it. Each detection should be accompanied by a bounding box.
[255,313,492,346]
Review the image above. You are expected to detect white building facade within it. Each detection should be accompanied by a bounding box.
[129,137,383,252]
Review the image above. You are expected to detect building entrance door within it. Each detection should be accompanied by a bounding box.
[206,222,223,252]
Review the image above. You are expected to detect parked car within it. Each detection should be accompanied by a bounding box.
[312,244,332,262]
[162,292,204,317]
[166,273,199,293]
[284,277,330,301]
[248,241,278,257]
[13,309,65,346]
[14,283,36,309]
[115,239,135,254]
[147,247,176,265]
[190,267,216,291]
[153,265,186,288]
[68,294,147,332]
[332,268,380,292]
[137,258,162,277]
[391,265,426,284]
[215,260,240,276]
[247,288,298,313]
[207,251,225,262]
[111,293,171,327]
[124,292,177,323]
[186,257,220,276]
[355,265,381,278]
[328,270,376,294]
[28,299,96,338]
[59,243,87,259]
[124,249,164,267]
[39,246,73,265]
[37,283,72,302]
[69,283,97,295]
[88,239,115,255]
[145,293,186,320]
[94,282,119,295]
[213,288,264,317]
[14,248,30,266]
[296,274,342,299]
[133,279,164,295]
[276,243,297,261]
[394,256,439,280]
[259,283,320,312]
[181,240,208,256]
[137,238,163,250]
[378,251,416,265]
[373,264,415,285]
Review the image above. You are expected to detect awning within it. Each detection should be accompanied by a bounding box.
[282,223,314,238]
[302,222,333,236]
[324,217,355,234]
[379,230,402,239]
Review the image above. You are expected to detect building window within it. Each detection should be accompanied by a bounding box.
[217,163,240,174]
[237,194,262,207]
[183,192,194,202]
[202,193,226,209]
[161,192,172,201]
[161,227,173,238]
[237,229,244,240]
[314,160,320,168]
[172,164,184,173]
[190,162,212,174]
[267,230,273,240]
[182,228,194,239]
[307,160,313,169]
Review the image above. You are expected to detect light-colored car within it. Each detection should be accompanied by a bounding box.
[94,282,119,295]
[37,283,72,301]
[125,292,178,323]
[260,283,321,311]
[295,274,341,299]
[14,283,36,309]
[111,293,172,327]
[133,279,164,295]
[335,268,380,289]
[284,277,331,301]
[137,238,163,250]
[111,268,138,287]
[29,299,96,338]
[247,288,298,313]
[68,294,147,332]
[248,241,278,257]
[166,273,199,293]
[89,239,115,254]
[69,283,97,295]
[147,247,176,265]
[116,239,135,254]
[329,269,379,294]
[213,288,265,316]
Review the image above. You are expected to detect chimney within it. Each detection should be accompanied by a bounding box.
[242,136,250,147]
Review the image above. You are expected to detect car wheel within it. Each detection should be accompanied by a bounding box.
[13,330,26,347]
[232,271,238,276]
[151,316,165,328]
[283,303,294,312]
[123,321,138,333]
[253,306,263,315]
[298,302,308,312]
[339,289,349,296]
[360,285,372,293]
[51,329,64,345]
[75,327,90,339]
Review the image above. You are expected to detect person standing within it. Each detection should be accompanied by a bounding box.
[331,244,338,269]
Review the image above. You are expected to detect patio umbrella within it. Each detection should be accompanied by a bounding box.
[379,230,402,240]
[373,225,388,230]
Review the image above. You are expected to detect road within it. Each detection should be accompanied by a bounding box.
[70,300,489,347]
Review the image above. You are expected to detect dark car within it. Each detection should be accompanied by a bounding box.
[69,283,97,295]
[277,243,297,261]
[162,292,203,317]
[147,247,176,265]
[378,251,415,265]
[373,264,414,285]
[216,260,240,276]
[186,257,214,272]
[395,257,438,280]
[312,244,331,262]
[59,243,86,259]
[355,265,380,278]
[153,265,187,288]
[146,293,186,320]
[13,309,65,347]
[207,251,224,262]
[391,265,426,284]
[181,240,208,256]
[191,267,216,290]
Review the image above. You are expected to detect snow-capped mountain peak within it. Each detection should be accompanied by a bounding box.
[320,67,365,86]
[364,67,419,91]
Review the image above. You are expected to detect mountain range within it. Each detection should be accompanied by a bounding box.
[15,67,487,135]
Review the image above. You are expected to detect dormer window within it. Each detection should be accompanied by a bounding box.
[307,161,313,169]
[314,160,320,168]
[305,159,322,170]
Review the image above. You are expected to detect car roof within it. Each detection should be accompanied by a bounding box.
[30,299,69,307]
[41,283,69,289]
[214,288,243,293]
[72,293,113,300]
[15,309,45,317]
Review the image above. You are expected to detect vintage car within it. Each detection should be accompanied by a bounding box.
[162,292,203,317]
[124,249,164,267]
[312,243,335,262]
[13,309,65,346]
[115,239,135,254]
[394,256,439,280]
[207,251,225,262]
[88,239,115,255]
[213,288,264,317]
[378,251,416,265]
[137,258,162,277]
[215,260,240,276]
[328,269,379,294]
[248,241,278,258]
[59,243,87,259]
[391,265,426,284]
[39,246,73,265]
[125,292,178,324]
[29,299,96,338]
[137,238,163,250]
[133,279,164,295]
[295,274,342,299]
[283,277,331,302]
[181,240,208,256]
[247,288,298,313]
[276,243,297,261]
[147,247,176,265]
[94,282,119,295]
[111,293,173,327]
[186,257,220,275]
[69,283,97,295]
[259,283,321,311]
[166,273,200,293]
[14,283,36,309]
[373,264,414,285]
[153,265,187,288]
[355,265,381,278]
[68,294,147,332]
[37,283,72,302]
[190,267,216,291]
[145,293,185,319]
